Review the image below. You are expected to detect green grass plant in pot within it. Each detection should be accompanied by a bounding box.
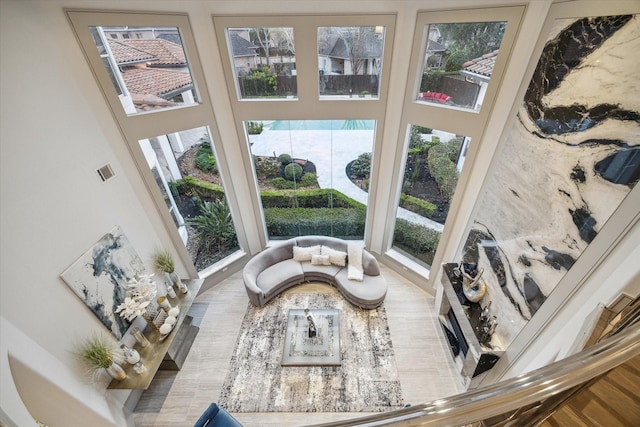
[153,249,186,294]
[77,333,126,381]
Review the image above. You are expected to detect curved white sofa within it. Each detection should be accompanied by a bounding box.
[243,236,387,309]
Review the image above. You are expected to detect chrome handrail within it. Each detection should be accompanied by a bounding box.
[307,323,640,427]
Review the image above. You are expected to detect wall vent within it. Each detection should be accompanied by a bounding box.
[97,163,115,182]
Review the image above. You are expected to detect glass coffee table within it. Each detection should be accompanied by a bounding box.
[281,309,341,366]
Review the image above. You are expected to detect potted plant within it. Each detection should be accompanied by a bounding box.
[153,249,186,293]
[77,334,126,381]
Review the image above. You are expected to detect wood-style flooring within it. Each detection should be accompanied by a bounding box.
[132,264,464,427]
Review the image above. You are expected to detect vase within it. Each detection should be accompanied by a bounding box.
[105,362,126,381]
[166,271,187,294]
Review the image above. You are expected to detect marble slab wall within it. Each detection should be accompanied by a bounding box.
[460,15,639,347]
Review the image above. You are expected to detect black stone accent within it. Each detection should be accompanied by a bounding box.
[541,246,576,270]
[473,353,501,378]
[522,273,545,315]
[595,147,640,187]
[524,15,633,132]
[568,206,597,243]
[571,163,586,183]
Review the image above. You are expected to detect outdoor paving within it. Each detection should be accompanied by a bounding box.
[249,125,444,232]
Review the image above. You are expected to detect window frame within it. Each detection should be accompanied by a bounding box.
[67,10,248,278]
[382,6,525,282]
[213,14,396,248]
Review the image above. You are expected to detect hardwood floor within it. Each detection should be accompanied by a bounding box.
[133,264,464,427]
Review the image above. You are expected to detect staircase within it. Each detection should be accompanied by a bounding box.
[541,300,640,427]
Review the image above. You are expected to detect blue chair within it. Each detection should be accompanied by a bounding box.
[193,403,243,427]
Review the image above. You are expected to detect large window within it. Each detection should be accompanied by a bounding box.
[214,14,395,245]
[388,6,523,274]
[247,120,375,240]
[68,11,242,276]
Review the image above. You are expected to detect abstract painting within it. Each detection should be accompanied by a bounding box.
[61,226,147,339]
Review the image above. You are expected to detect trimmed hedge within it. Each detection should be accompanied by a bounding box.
[260,188,365,210]
[176,176,225,200]
[393,218,441,266]
[399,193,437,218]
[265,207,365,238]
[299,172,318,187]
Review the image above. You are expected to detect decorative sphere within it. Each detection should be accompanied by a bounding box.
[164,316,177,326]
[168,307,180,318]
[159,323,172,335]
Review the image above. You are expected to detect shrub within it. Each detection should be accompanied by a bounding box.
[399,193,437,219]
[410,158,421,182]
[359,90,369,97]
[243,66,277,97]
[284,163,303,181]
[351,152,372,178]
[194,135,218,173]
[195,152,218,173]
[255,157,280,178]
[247,121,263,135]
[428,144,459,201]
[299,172,318,187]
[277,153,292,165]
[185,198,237,253]
[393,218,441,266]
[175,176,225,200]
[260,188,365,210]
[265,207,365,238]
[269,177,296,189]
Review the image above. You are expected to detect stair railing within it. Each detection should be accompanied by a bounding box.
[307,318,640,427]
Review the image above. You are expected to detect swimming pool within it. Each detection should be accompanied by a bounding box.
[268,120,376,131]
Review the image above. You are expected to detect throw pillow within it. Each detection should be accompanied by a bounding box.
[320,245,347,267]
[347,242,364,281]
[293,245,321,262]
[311,254,331,266]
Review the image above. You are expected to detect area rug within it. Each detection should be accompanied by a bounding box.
[218,284,404,412]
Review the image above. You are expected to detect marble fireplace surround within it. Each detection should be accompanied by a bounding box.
[457,14,639,350]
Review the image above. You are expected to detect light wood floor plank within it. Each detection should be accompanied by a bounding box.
[133,265,464,426]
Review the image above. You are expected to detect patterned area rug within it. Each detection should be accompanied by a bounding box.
[218,284,404,412]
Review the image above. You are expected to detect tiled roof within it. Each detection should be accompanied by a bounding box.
[108,39,156,65]
[121,67,192,97]
[462,50,499,78]
[120,39,187,66]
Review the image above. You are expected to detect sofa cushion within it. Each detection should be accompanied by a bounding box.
[321,245,347,267]
[347,242,364,281]
[257,259,304,297]
[293,245,321,262]
[311,254,331,265]
[302,261,343,281]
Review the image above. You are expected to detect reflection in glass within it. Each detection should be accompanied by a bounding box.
[138,127,239,272]
[318,26,385,98]
[246,120,376,240]
[392,125,470,267]
[89,26,199,115]
[418,21,506,111]
[226,27,297,99]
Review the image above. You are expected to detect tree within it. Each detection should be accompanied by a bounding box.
[250,27,295,68]
[436,22,506,65]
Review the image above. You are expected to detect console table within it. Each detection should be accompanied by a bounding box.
[436,264,503,389]
[108,278,204,390]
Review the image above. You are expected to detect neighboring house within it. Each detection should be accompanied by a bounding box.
[107,38,195,110]
[227,31,259,74]
[318,30,382,75]
[424,38,447,69]
[459,49,499,110]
